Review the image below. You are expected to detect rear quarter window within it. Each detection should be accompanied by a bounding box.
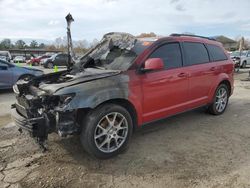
[207,44,228,61]
[183,42,209,66]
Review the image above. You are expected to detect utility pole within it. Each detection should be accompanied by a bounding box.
[65,13,74,70]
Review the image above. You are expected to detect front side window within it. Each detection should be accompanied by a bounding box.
[56,55,64,59]
[183,42,209,66]
[149,43,182,69]
[207,44,228,61]
[0,60,9,66]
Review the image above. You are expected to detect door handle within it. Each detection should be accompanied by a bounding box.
[178,72,188,77]
[210,67,216,71]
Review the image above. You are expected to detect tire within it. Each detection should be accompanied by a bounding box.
[80,104,133,159]
[47,62,53,69]
[241,61,247,68]
[208,84,229,115]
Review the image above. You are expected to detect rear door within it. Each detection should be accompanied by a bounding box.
[182,42,215,108]
[55,54,68,66]
[141,42,189,123]
[54,54,64,66]
[61,54,68,66]
[0,60,13,89]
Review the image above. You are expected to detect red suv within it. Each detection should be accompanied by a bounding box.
[27,55,51,66]
[11,33,234,159]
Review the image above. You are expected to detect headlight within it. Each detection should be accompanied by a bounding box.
[59,93,75,106]
[13,84,20,94]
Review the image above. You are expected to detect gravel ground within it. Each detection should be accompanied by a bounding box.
[0,69,250,188]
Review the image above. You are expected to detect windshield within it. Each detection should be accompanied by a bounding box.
[50,54,57,59]
[0,52,8,56]
[72,36,152,72]
[0,56,7,60]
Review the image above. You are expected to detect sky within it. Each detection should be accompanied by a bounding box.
[0,0,249,43]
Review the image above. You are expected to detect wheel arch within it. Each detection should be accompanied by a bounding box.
[219,79,231,95]
[17,73,35,81]
[77,98,138,131]
[208,74,232,103]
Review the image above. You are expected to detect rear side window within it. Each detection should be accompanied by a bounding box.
[183,42,209,66]
[149,43,182,69]
[207,44,228,61]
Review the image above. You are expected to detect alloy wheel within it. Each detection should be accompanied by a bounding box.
[215,87,228,113]
[94,112,128,153]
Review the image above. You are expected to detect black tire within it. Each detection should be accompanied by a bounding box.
[241,61,247,68]
[47,62,53,69]
[208,84,229,115]
[80,104,133,159]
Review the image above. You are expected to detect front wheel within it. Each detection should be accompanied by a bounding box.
[241,61,247,68]
[208,84,229,115]
[80,104,133,159]
[47,62,53,69]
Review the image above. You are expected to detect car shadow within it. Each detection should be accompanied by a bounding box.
[49,95,249,183]
[54,107,229,178]
[0,88,13,94]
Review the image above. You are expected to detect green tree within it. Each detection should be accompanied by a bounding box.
[38,43,45,49]
[15,40,26,49]
[30,40,38,48]
[0,39,12,49]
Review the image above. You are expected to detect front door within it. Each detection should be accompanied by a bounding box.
[0,61,13,89]
[141,42,189,123]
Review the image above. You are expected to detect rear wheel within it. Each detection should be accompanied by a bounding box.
[208,84,229,115]
[80,104,133,159]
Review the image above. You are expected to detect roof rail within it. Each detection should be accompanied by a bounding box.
[170,33,216,41]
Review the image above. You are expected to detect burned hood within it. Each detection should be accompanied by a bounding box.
[38,68,121,94]
[89,32,136,60]
[72,32,137,71]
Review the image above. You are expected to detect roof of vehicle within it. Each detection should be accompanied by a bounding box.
[138,33,223,47]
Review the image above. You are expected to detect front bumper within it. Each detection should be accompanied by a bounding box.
[11,105,48,139]
[11,101,78,140]
[233,59,240,67]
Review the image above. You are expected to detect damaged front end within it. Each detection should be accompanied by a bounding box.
[11,32,139,150]
[11,73,78,150]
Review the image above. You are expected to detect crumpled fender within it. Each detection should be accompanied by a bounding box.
[54,74,129,110]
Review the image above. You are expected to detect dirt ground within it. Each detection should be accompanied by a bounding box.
[1,70,250,188]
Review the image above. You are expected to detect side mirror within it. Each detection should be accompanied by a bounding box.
[141,58,164,72]
[0,65,8,70]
